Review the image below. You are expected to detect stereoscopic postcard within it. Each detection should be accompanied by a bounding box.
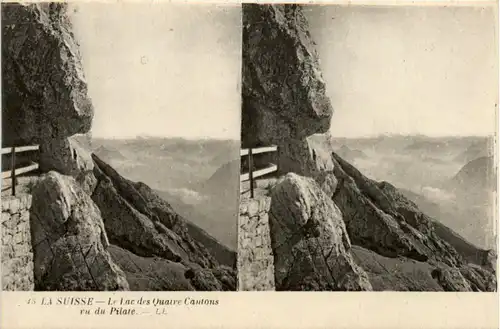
[0,0,498,328]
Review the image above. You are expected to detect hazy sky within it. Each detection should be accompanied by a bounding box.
[70,4,497,139]
[304,5,498,137]
[70,3,241,139]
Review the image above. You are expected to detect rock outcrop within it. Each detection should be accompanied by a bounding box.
[2,3,93,147]
[30,172,129,291]
[269,173,372,291]
[108,244,195,291]
[242,4,334,176]
[39,137,94,177]
[242,3,496,292]
[330,152,458,265]
[91,154,236,291]
[39,136,97,197]
[28,153,237,291]
[2,3,97,198]
[261,136,497,291]
[330,150,496,291]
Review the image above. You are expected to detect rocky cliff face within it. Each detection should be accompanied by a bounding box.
[242,4,334,176]
[242,3,496,292]
[92,154,236,291]
[2,3,93,147]
[2,3,236,291]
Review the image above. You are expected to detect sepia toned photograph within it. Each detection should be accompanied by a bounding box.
[1,2,241,291]
[0,1,498,328]
[238,3,497,291]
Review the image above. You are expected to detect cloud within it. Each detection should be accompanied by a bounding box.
[421,186,455,202]
[167,188,209,205]
[109,159,145,169]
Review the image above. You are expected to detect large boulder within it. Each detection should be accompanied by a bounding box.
[29,171,129,291]
[2,3,93,146]
[268,173,372,291]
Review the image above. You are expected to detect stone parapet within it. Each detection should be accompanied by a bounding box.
[1,193,34,291]
[237,196,275,291]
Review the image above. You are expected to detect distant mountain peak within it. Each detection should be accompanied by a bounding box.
[93,145,126,161]
[451,156,495,191]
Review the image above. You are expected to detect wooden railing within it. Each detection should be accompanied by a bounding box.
[240,145,279,198]
[1,145,40,196]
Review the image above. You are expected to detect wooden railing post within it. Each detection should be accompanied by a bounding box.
[248,147,254,199]
[11,146,16,196]
[239,145,280,197]
[276,145,280,175]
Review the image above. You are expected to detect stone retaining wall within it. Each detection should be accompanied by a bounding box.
[1,194,34,291]
[237,196,275,291]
